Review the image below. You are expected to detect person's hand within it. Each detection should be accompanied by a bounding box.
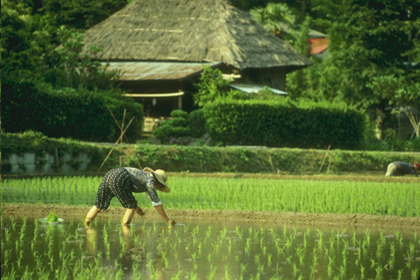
[167,219,176,225]
[135,207,145,216]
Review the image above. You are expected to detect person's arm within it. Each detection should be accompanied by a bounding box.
[404,163,418,176]
[135,207,145,216]
[154,205,176,225]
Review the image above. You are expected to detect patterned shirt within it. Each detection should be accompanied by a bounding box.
[123,167,162,206]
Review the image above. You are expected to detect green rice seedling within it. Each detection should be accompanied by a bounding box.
[328,256,335,275]
[408,243,415,257]
[370,257,376,268]
[338,263,346,277]
[360,264,366,279]
[364,228,371,246]
[10,218,16,231]
[317,230,324,248]
[397,268,405,280]
[292,262,300,278]
[375,264,383,278]
[352,231,357,246]
[7,175,416,216]
[411,267,419,280]
[4,229,12,242]
[205,226,212,239]
[15,240,19,254]
[224,265,230,279]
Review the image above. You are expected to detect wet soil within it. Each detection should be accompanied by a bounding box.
[2,203,419,230]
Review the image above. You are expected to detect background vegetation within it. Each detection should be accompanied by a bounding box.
[1,0,419,152]
[1,0,143,142]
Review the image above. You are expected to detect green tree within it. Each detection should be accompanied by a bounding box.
[1,1,53,85]
[18,0,128,31]
[250,2,297,43]
[193,67,246,107]
[286,0,420,138]
[367,75,420,138]
[44,26,122,90]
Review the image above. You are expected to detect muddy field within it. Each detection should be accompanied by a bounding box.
[2,203,419,230]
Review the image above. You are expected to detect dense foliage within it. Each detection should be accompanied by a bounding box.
[2,86,143,142]
[1,0,141,142]
[284,0,420,138]
[204,99,365,149]
[193,67,247,107]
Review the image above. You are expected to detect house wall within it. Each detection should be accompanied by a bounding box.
[240,67,286,91]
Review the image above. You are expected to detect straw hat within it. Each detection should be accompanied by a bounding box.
[143,167,170,193]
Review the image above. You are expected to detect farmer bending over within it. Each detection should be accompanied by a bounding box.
[385,161,420,177]
[85,167,175,226]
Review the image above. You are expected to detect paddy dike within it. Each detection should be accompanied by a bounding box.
[2,203,419,230]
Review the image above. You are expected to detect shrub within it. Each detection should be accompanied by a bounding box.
[193,66,247,107]
[188,109,207,138]
[152,110,191,142]
[204,99,365,150]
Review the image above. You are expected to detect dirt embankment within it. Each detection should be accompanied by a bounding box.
[2,203,419,230]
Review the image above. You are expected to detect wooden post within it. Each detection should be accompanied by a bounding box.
[318,145,331,173]
[54,148,60,173]
[178,96,183,110]
[327,152,333,173]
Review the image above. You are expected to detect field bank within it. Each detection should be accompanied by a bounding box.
[2,132,419,175]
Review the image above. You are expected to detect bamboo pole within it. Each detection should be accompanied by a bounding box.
[97,117,135,173]
[318,145,331,173]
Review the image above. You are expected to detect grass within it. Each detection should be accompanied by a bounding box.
[2,176,419,217]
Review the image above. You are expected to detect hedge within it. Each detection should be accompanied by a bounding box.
[203,99,365,150]
[128,145,419,174]
[2,133,418,175]
[1,83,144,142]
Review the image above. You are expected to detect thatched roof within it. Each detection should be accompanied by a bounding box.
[81,0,312,70]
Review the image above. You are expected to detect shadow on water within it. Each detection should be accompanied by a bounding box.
[1,214,420,280]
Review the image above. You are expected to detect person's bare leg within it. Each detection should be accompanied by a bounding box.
[85,206,101,227]
[385,164,396,176]
[122,208,136,225]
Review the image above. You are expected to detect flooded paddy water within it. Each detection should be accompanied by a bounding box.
[1,213,419,280]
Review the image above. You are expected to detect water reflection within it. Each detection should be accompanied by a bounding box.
[1,214,419,280]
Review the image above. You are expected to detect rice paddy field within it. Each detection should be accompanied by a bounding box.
[1,175,420,279]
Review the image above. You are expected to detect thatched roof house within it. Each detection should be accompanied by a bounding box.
[81,0,312,117]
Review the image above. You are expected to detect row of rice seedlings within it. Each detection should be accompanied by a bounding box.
[2,176,419,216]
[2,216,419,279]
